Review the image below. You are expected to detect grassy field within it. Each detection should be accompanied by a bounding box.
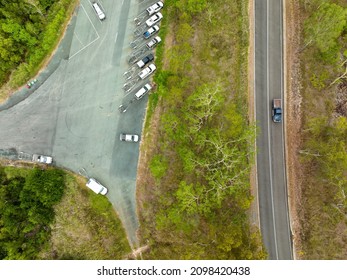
[1,164,131,260]
[137,0,266,259]
[292,0,347,259]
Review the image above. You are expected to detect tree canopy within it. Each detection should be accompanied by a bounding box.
[0,167,65,259]
[304,3,347,54]
[0,0,73,86]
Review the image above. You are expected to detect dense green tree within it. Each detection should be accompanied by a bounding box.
[0,0,74,85]
[301,116,347,211]
[0,167,66,259]
[304,3,347,53]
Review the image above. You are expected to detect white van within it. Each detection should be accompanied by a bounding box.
[92,2,106,20]
[135,84,152,100]
[86,178,108,195]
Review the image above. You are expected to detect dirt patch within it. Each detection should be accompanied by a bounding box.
[0,158,50,170]
[162,31,174,69]
[285,0,305,259]
[136,101,163,243]
[335,81,347,118]
[128,245,150,260]
[247,0,260,228]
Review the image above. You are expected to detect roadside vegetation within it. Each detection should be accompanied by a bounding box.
[0,0,79,102]
[295,0,347,259]
[138,0,266,259]
[0,164,131,259]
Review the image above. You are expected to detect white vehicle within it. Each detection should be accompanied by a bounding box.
[143,25,160,39]
[119,133,139,142]
[136,53,154,68]
[86,178,108,195]
[145,12,163,27]
[146,36,161,49]
[32,154,53,164]
[146,1,164,15]
[138,64,156,79]
[92,2,106,20]
[134,83,152,100]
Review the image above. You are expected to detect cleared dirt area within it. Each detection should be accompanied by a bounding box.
[248,0,260,230]
[136,103,162,240]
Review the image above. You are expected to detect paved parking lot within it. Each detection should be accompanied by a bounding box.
[0,0,160,247]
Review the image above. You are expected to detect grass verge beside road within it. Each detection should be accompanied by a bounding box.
[137,0,266,259]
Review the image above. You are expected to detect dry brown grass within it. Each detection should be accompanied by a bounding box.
[285,0,304,259]
[39,172,131,260]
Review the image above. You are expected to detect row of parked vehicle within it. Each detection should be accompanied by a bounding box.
[132,2,163,101]
[119,2,164,144]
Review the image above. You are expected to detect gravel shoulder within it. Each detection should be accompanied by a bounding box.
[284,0,304,259]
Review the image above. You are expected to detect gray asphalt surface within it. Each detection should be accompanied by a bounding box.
[0,0,159,248]
[254,0,293,259]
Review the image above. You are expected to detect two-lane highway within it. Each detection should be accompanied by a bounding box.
[254,0,293,259]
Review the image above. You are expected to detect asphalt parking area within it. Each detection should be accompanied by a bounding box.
[69,3,100,59]
[0,0,161,248]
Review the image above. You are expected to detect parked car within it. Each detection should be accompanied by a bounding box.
[136,53,154,68]
[134,83,152,100]
[138,64,156,79]
[146,1,163,15]
[144,25,159,39]
[146,36,161,49]
[120,133,139,142]
[86,178,108,195]
[32,154,53,164]
[145,12,163,27]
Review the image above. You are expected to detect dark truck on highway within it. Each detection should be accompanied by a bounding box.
[272,99,282,123]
